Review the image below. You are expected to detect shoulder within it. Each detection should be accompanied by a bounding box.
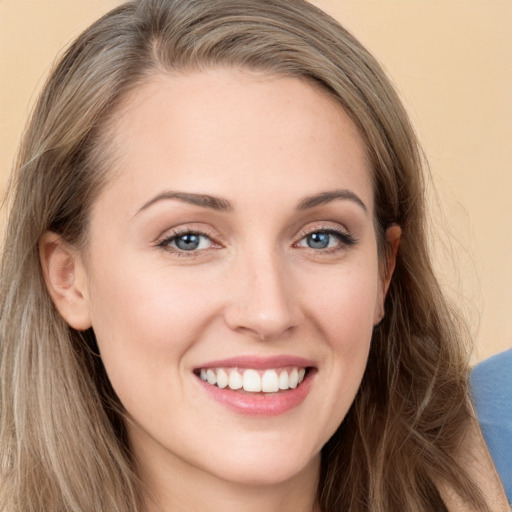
[472,349,512,396]
[471,349,512,505]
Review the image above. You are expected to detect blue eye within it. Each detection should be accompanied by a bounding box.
[159,232,213,252]
[297,229,355,251]
[175,233,201,251]
[306,232,331,249]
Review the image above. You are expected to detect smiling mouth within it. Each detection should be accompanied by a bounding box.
[195,367,309,393]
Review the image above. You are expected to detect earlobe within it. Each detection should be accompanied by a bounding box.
[374,224,401,325]
[39,232,92,331]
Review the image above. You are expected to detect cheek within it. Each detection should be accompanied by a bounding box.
[89,250,215,328]
[300,258,379,426]
[304,258,381,344]
[84,254,221,394]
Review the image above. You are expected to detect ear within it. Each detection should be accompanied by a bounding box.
[39,232,92,330]
[374,224,401,325]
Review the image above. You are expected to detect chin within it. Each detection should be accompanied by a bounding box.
[211,454,320,487]
[198,431,323,487]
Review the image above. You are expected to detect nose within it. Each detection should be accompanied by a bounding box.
[223,249,302,341]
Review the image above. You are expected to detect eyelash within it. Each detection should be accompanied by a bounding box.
[294,226,357,254]
[156,225,357,256]
[156,228,220,256]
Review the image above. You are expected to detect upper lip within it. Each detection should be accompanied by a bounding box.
[194,355,316,370]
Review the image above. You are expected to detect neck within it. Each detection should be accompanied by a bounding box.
[137,446,321,512]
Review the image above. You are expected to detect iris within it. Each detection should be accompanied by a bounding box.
[307,232,331,249]
[175,233,201,251]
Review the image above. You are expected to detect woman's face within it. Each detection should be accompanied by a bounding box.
[62,70,394,492]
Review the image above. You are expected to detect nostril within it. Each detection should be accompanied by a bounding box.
[222,256,303,340]
[224,305,300,341]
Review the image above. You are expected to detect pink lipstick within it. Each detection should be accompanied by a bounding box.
[194,355,316,416]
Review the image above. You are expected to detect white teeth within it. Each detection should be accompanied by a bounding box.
[228,369,243,390]
[198,367,308,393]
[278,370,289,390]
[289,368,299,389]
[216,368,229,389]
[261,369,279,393]
[243,369,262,392]
[206,369,217,385]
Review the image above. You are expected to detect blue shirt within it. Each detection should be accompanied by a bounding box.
[471,349,512,504]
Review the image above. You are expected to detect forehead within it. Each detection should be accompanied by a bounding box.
[95,68,373,216]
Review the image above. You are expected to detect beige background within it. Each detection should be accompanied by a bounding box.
[0,1,510,361]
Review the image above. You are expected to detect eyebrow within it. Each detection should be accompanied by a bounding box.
[137,191,233,214]
[296,189,367,212]
[136,188,367,215]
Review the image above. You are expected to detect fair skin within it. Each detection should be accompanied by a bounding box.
[40,69,400,512]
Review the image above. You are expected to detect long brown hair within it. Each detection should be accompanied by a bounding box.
[0,1,486,510]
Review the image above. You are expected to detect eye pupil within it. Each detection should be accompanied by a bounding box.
[175,234,200,251]
[307,232,330,249]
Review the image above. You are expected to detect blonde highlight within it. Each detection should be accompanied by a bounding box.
[0,1,489,510]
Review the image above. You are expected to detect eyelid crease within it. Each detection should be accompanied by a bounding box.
[154,221,358,257]
[294,224,358,252]
[155,225,224,250]
[295,222,357,241]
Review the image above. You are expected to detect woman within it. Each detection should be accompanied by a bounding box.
[0,0,507,511]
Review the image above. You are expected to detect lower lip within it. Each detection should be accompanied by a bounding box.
[196,370,315,417]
